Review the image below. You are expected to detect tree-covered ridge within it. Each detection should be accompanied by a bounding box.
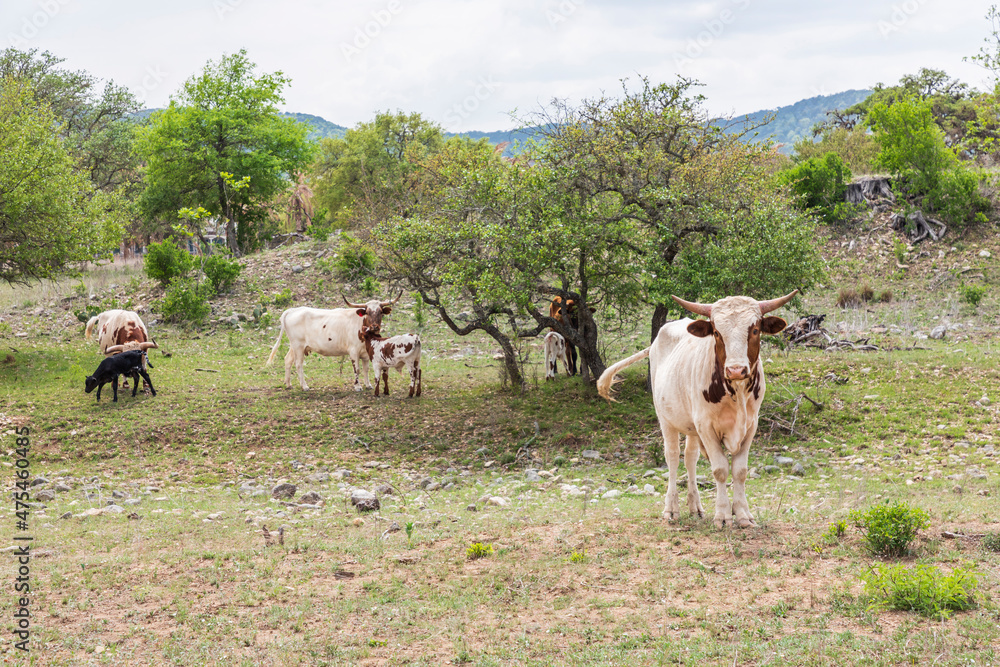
[727,89,873,152]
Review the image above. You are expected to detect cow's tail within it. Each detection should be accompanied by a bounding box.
[596,347,650,402]
[266,313,287,366]
[85,315,99,340]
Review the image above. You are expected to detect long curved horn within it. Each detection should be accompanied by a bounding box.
[342,293,366,309]
[671,295,712,318]
[139,341,158,351]
[380,291,402,308]
[105,345,124,354]
[757,289,799,315]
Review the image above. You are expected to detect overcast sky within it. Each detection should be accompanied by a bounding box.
[3,0,995,132]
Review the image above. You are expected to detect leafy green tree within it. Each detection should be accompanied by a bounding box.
[0,80,123,284]
[137,49,314,254]
[792,127,879,174]
[0,48,142,196]
[310,111,445,229]
[778,152,856,222]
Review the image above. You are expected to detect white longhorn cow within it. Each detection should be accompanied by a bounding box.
[266,293,400,391]
[597,291,796,529]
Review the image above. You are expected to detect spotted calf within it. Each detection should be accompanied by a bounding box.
[543,332,570,380]
[361,327,422,397]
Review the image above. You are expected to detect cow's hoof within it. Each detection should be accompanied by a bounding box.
[735,513,756,528]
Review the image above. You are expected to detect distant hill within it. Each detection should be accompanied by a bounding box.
[135,89,873,157]
[723,89,872,153]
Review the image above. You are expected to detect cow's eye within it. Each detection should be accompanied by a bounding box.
[753,328,759,335]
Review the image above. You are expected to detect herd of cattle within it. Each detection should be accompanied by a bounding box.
[80,289,799,529]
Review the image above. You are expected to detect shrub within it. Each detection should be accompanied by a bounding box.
[334,237,377,282]
[959,283,987,309]
[836,287,861,309]
[981,532,1000,553]
[413,291,427,329]
[160,277,212,325]
[778,152,857,223]
[144,237,194,287]
[305,207,336,242]
[927,167,990,227]
[859,283,874,302]
[878,289,894,303]
[861,563,979,619]
[202,255,242,294]
[466,543,494,560]
[850,500,930,557]
[272,288,293,309]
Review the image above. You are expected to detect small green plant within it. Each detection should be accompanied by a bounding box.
[859,283,874,302]
[959,283,987,309]
[647,441,666,468]
[466,543,494,560]
[160,277,212,325]
[861,563,979,619]
[568,551,587,564]
[405,521,414,548]
[893,237,908,265]
[360,276,379,296]
[553,455,567,467]
[821,520,848,547]
[850,500,930,557]
[202,255,242,295]
[413,291,427,329]
[981,532,1000,553]
[73,282,88,298]
[498,452,516,466]
[272,288,293,309]
[144,236,194,287]
[74,304,102,323]
[878,289,893,303]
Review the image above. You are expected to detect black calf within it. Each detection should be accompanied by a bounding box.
[84,351,157,402]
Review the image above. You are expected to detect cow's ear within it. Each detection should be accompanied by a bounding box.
[761,316,787,335]
[356,309,367,317]
[687,319,714,338]
[381,306,392,315]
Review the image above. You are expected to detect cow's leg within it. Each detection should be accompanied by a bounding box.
[415,367,422,397]
[382,368,390,396]
[283,349,294,389]
[567,343,578,376]
[731,427,757,528]
[350,357,363,392]
[111,377,119,403]
[373,365,381,396]
[131,372,140,397]
[660,420,681,522]
[362,355,373,389]
[96,382,104,402]
[697,434,732,529]
[683,434,705,518]
[562,351,571,377]
[294,349,309,391]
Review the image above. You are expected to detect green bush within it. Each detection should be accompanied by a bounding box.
[305,207,336,242]
[334,237,377,282]
[202,255,242,294]
[144,237,194,287]
[272,288,293,309]
[861,563,979,619]
[927,168,990,227]
[778,152,858,223]
[850,500,930,557]
[959,283,987,309]
[981,532,1000,553]
[466,543,494,560]
[160,277,212,325]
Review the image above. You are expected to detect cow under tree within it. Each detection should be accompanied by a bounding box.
[548,296,596,377]
[361,325,422,397]
[597,290,797,529]
[266,293,400,391]
[543,332,570,380]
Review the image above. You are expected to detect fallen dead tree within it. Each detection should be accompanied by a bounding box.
[824,337,880,352]
[784,314,828,345]
[891,210,947,244]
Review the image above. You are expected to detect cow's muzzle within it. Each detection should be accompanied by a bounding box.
[725,365,750,381]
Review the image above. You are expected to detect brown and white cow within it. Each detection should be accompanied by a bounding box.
[543,331,570,380]
[549,296,596,376]
[266,293,400,391]
[86,309,154,390]
[361,326,422,397]
[597,291,797,529]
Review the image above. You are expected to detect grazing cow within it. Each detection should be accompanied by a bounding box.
[86,309,152,390]
[361,325,422,397]
[597,291,797,529]
[266,293,400,391]
[543,331,570,380]
[85,350,157,403]
[549,296,596,376]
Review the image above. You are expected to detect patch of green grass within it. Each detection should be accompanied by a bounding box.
[861,563,979,619]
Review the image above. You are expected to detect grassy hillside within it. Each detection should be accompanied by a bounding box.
[2,225,1000,665]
